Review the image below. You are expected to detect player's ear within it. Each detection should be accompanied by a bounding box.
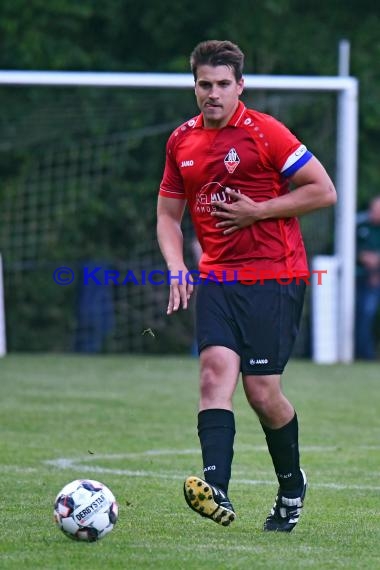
[237,78,244,96]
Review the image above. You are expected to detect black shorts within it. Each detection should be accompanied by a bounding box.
[195,279,306,375]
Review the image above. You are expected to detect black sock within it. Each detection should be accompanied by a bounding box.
[197,409,235,494]
[261,413,303,494]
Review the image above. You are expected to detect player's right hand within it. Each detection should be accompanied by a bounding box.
[167,265,193,314]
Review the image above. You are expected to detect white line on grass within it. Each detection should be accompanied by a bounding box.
[0,465,38,473]
[43,444,350,465]
[41,447,380,492]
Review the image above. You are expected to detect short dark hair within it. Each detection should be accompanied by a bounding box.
[190,40,244,82]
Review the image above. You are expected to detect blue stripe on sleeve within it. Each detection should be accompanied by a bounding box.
[282,150,313,177]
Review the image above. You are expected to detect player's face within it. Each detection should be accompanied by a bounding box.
[194,65,244,129]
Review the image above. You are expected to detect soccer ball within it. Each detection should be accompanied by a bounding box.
[54,479,118,542]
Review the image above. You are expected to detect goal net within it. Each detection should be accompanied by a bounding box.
[0,72,358,360]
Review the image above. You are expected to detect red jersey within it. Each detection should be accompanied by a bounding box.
[159,101,313,280]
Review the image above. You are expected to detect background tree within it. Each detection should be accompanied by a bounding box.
[0,0,379,352]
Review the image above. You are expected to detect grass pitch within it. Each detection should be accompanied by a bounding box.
[0,354,379,569]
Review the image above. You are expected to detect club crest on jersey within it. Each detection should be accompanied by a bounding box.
[224,148,240,173]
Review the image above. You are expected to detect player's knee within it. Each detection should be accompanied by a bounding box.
[246,390,272,414]
[200,363,222,398]
[199,356,235,405]
[245,380,278,414]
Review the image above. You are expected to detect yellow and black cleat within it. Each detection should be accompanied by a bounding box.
[183,476,236,526]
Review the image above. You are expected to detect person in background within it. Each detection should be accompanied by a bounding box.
[157,40,336,532]
[355,195,380,360]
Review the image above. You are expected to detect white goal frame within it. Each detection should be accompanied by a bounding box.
[0,70,358,362]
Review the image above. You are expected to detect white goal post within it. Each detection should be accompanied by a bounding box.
[0,70,358,362]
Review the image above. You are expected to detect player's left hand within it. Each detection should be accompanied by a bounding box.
[211,188,262,234]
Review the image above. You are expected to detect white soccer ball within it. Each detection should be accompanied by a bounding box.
[54,479,118,542]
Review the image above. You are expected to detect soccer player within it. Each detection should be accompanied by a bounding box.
[157,40,337,531]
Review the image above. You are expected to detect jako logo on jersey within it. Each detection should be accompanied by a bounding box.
[224,148,240,173]
[180,160,194,168]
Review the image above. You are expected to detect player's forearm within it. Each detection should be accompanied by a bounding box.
[157,215,185,270]
[256,155,337,220]
[257,183,337,220]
